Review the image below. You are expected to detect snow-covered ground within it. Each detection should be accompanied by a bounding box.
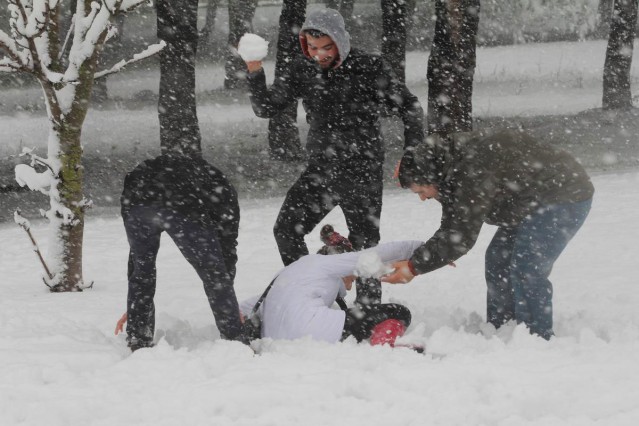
[1,170,638,426]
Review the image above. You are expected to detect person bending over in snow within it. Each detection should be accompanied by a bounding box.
[240,225,422,348]
[384,129,594,340]
[118,152,248,351]
[243,8,424,266]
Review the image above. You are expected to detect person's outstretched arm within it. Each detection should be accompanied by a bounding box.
[245,60,299,118]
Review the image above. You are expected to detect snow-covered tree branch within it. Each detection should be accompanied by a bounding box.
[94,40,165,79]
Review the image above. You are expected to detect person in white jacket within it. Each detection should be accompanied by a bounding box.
[116,226,421,347]
[241,228,423,345]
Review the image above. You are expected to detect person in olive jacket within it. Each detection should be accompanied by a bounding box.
[244,8,424,266]
[120,152,246,350]
[384,129,594,339]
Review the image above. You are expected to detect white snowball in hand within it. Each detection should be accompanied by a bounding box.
[237,33,269,62]
[355,252,394,279]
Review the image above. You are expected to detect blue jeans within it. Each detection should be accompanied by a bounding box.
[485,198,592,339]
[123,206,243,346]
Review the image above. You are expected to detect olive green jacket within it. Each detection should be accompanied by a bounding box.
[408,129,594,275]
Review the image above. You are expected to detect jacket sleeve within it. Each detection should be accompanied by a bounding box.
[317,240,425,278]
[409,170,498,275]
[376,60,424,150]
[246,67,299,118]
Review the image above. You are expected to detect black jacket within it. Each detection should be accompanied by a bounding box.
[121,154,240,277]
[247,49,424,163]
[404,129,594,275]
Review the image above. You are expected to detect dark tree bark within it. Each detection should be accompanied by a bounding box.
[597,0,615,38]
[381,0,409,83]
[324,0,355,27]
[267,0,307,161]
[602,0,638,110]
[426,0,480,135]
[199,0,221,59]
[225,0,258,90]
[156,0,202,154]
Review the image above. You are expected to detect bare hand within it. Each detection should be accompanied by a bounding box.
[246,60,263,73]
[393,160,401,179]
[114,312,127,335]
[381,260,415,284]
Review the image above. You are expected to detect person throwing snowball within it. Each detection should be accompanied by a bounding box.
[241,8,425,266]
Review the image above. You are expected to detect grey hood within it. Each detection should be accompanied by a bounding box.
[300,8,351,68]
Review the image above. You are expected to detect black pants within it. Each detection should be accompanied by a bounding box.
[274,160,383,265]
[341,277,412,342]
[123,206,244,346]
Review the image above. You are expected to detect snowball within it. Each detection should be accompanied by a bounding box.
[355,251,394,279]
[237,33,269,62]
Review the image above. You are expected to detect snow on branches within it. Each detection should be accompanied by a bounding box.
[94,40,166,79]
[0,0,161,111]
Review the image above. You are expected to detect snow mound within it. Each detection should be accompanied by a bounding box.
[355,251,394,279]
[237,33,269,62]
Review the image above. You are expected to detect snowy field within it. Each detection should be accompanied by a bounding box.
[1,39,638,157]
[1,169,638,426]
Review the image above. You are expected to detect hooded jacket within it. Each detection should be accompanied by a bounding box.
[121,154,240,277]
[400,129,594,275]
[299,8,351,68]
[246,9,424,163]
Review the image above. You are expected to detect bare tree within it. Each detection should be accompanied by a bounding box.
[157,0,201,154]
[326,0,355,28]
[1,0,164,292]
[267,0,306,161]
[602,0,638,110]
[426,0,480,135]
[381,0,409,83]
[597,0,615,38]
[199,0,220,56]
[225,0,257,89]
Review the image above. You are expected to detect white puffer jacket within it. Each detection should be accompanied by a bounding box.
[241,241,423,342]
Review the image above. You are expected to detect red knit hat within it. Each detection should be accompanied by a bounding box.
[317,224,353,255]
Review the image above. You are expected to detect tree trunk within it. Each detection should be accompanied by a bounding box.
[225,0,258,90]
[157,0,202,154]
[602,0,638,110]
[324,0,355,27]
[92,14,125,104]
[41,41,99,292]
[199,0,221,58]
[426,0,480,135]
[49,125,86,292]
[381,0,409,83]
[267,0,306,161]
[597,0,616,38]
